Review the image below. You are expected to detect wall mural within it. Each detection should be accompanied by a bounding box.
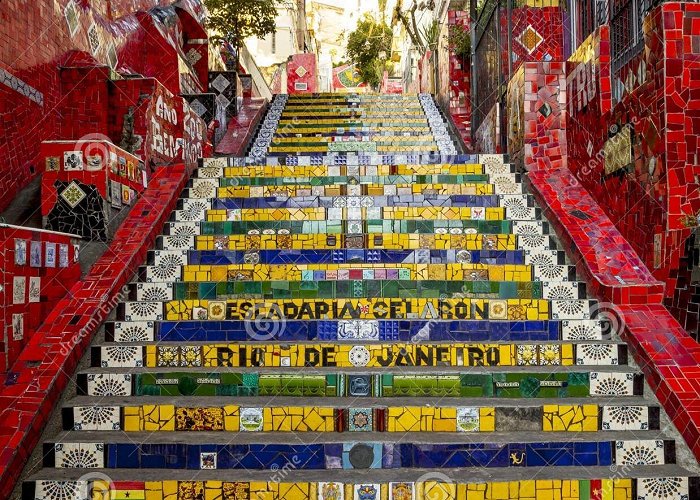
[0,0,212,211]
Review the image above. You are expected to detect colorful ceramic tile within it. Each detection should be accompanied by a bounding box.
[200,452,217,470]
[348,408,373,432]
[45,156,60,172]
[388,482,414,500]
[353,484,380,500]
[239,407,263,431]
[110,181,122,208]
[615,440,665,465]
[456,407,480,432]
[58,244,69,267]
[28,276,40,303]
[14,239,26,265]
[601,406,649,431]
[72,405,120,430]
[45,242,56,267]
[319,482,344,500]
[12,313,23,341]
[63,150,84,171]
[30,240,42,267]
[12,276,25,304]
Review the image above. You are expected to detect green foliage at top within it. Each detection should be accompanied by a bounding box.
[204,0,283,48]
[346,13,394,90]
[448,23,471,60]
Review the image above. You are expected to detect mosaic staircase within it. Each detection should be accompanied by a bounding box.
[23,93,700,500]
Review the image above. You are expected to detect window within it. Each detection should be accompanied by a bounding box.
[571,0,608,47]
[271,30,277,54]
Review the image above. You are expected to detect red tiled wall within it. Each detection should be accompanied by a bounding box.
[566,4,700,312]
[39,141,146,217]
[0,164,188,498]
[0,0,207,212]
[287,53,318,94]
[0,226,81,372]
[58,65,111,139]
[109,77,207,172]
[502,5,565,76]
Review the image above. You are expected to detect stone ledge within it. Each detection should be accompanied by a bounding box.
[526,167,664,304]
[619,304,700,460]
[215,98,268,157]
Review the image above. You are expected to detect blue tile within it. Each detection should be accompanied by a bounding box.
[115,443,139,468]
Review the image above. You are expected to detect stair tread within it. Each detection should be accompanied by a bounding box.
[49,429,673,443]
[64,395,655,407]
[25,464,697,482]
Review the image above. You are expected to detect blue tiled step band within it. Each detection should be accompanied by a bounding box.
[80,440,618,469]
[184,249,540,265]
[125,320,567,342]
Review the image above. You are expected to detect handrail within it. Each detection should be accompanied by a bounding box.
[239,44,273,100]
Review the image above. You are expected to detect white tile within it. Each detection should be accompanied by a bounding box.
[615,439,665,465]
[550,299,593,320]
[73,406,120,431]
[100,346,143,367]
[589,371,635,396]
[601,406,649,430]
[576,343,620,365]
[561,320,603,341]
[636,477,689,500]
[86,373,132,396]
[112,321,155,342]
[124,301,163,321]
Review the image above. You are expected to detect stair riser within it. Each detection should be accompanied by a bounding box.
[91,343,627,369]
[42,439,676,470]
[77,371,645,398]
[60,404,661,433]
[129,280,585,302]
[107,318,604,343]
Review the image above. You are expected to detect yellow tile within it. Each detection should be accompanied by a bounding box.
[479,407,496,432]
[145,482,163,500]
[489,482,510,500]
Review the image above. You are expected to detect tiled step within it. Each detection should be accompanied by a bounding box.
[141,260,575,284]
[272,129,434,136]
[162,219,549,238]
[116,298,600,323]
[90,341,628,368]
[76,368,645,397]
[148,250,565,269]
[107,317,605,343]
[60,396,662,433]
[185,183,506,197]
[166,233,556,251]
[201,206,540,222]
[172,194,539,213]
[197,157,513,174]
[127,278,586,301]
[40,432,678,470]
[24,467,700,500]
[187,175,521,191]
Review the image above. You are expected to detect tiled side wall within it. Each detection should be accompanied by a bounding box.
[0,0,208,212]
[0,226,81,372]
[287,54,318,94]
[503,2,565,76]
[563,3,700,336]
